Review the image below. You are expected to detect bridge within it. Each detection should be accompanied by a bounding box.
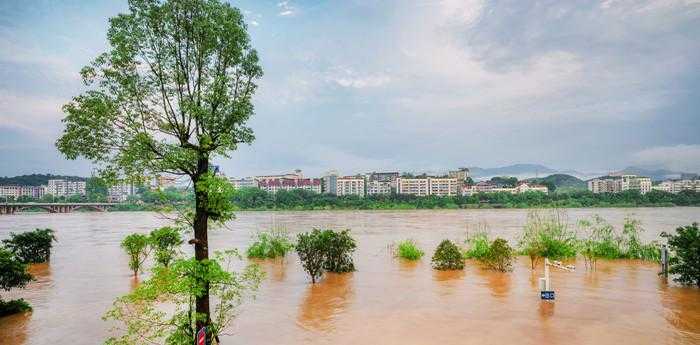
[0,203,120,214]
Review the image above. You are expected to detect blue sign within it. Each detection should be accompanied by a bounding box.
[541,291,555,300]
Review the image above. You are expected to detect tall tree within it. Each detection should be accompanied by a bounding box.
[56,0,262,339]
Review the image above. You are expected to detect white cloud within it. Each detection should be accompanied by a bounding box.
[0,91,64,135]
[277,1,296,17]
[632,145,700,172]
[326,67,391,89]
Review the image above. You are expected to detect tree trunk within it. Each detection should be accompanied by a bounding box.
[193,155,210,338]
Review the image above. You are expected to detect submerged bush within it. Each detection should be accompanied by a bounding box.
[463,232,491,260]
[396,240,424,260]
[485,238,515,272]
[121,233,150,277]
[432,240,464,270]
[0,247,33,316]
[519,210,577,269]
[149,226,182,267]
[578,216,660,269]
[2,228,57,263]
[662,223,700,287]
[247,229,294,259]
[296,229,356,283]
[622,218,660,261]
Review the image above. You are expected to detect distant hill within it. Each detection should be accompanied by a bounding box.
[616,167,685,181]
[0,174,86,186]
[526,174,586,192]
[469,164,558,180]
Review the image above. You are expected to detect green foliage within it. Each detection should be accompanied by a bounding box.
[0,247,33,291]
[196,173,236,223]
[0,299,32,317]
[490,176,518,187]
[104,250,264,344]
[432,240,465,270]
[121,233,150,276]
[0,248,34,316]
[485,238,515,272]
[246,229,294,259]
[86,176,109,202]
[463,232,491,260]
[395,240,424,260]
[1,228,56,264]
[322,229,357,273]
[519,210,577,269]
[577,216,660,269]
[661,223,700,287]
[295,229,357,283]
[149,227,183,268]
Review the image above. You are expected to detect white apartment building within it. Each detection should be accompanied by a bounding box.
[428,177,462,196]
[588,175,652,194]
[258,178,322,194]
[367,180,393,195]
[463,182,548,195]
[448,168,470,181]
[108,184,135,202]
[229,178,259,189]
[654,179,700,193]
[336,176,365,197]
[0,185,46,200]
[397,177,461,197]
[46,179,86,197]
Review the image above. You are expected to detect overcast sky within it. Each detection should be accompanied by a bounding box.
[1,0,700,178]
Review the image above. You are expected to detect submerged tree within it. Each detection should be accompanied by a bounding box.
[56,0,262,341]
[662,223,700,287]
[121,233,150,277]
[149,226,183,267]
[0,248,34,316]
[2,228,57,264]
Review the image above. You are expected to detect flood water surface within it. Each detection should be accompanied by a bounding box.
[0,208,699,344]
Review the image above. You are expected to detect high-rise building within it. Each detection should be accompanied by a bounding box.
[653,179,700,193]
[0,185,46,199]
[46,179,86,197]
[367,180,393,195]
[397,177,462,196]
[108,184,136,202]
[448,168,470,181]
[336,176,365,197]
[258,178,321,194]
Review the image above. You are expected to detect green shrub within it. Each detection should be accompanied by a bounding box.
[0,298,31,317]
[485,238,515,272]
[0,247,33,316]
[396,240,424,260]
[578,216,660,269]
[662,223,700,287]
[121,233,150,277]
[622,218,660,261]
[247,229,294,259]
[519,210,577,269]
[432,240,464,270]
[149,226,183,267]
[296,229,356,283]
[322,229,356,273]
[2,228,56,263]
[463,232,491,260]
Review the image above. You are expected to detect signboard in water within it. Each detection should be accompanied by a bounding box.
[541,291,555,300]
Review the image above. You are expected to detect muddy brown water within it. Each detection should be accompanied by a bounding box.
[0,208,698,344]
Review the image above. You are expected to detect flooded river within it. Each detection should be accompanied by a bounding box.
[0,208,699,344]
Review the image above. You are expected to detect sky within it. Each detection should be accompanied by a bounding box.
[1,0,700,178]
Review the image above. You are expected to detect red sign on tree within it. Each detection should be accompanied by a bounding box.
[196,327,206,345]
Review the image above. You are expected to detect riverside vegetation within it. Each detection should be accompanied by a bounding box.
[246,229,294,259]
[296,229,357,283]
[0,228,56,316]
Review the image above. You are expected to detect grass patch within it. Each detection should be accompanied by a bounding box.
[463,232,490,260]
[395,240,424,260]
[246,229,294,259]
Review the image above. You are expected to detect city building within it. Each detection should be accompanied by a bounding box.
[322,171,339,195]
[653,179,700,193]
[463,181,548,195]
[396,177,461,196]
[0,185,46,200]
[448,168,470,181]
[258,178,322,194]
[367,180,393,195]
[587,175,652,194]
[428,177,462,196]
[256,169,304,183]
[369,172,399,183]
[46,179,86,197]
[336,176,366,197]
[229,178,259,189]
[108,184,135,202]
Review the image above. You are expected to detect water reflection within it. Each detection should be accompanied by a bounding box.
[1,312,31,344]
[660,285,700,344]
[297,273,354,332]
[255,258,291,282]
[475,267,512,298]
